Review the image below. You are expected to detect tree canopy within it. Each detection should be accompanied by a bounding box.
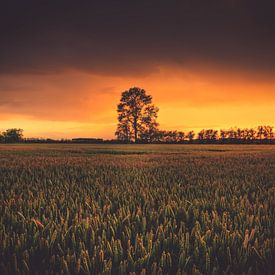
[1,128,23,143]
[115,87,159,143]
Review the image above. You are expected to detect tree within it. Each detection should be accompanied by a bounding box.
[2,128,24,143]
[205,129,218,141]
[198,129,218,142]
[115,122,131,142]
[178,131,185,142]
[247,128,257,141]
[198,129,206,140]
[186,131,195,142]
[263,125,274,142]
[257,126,265,141]
[235,128,243,140]
[139,104,159,142]
[220,129,227,140]
[116,87,159,142]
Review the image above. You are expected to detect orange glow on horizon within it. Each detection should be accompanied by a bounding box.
[0,65,274,139]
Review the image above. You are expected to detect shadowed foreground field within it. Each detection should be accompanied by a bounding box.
[0,144,274,274]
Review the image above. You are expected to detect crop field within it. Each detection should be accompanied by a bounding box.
[0,144,274,274]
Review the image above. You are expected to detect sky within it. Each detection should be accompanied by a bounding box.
[0,1,275,139]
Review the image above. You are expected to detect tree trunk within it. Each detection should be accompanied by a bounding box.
[133,117,137,143]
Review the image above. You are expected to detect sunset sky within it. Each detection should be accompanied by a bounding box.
[1,1,275,139]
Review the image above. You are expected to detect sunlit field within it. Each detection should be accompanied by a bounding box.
[0,144,274,274]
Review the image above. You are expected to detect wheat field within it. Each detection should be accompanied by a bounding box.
[0,144,274,274]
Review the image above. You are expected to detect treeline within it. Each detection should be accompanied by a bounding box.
[0,126,274,144]
[136,125,274,144]
[114,87,275,144]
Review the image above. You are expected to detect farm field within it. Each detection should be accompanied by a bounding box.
[0,144,274,274]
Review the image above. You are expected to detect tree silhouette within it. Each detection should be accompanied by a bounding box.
[198,129,206,140]
[186,131,195,142]
[248,128,257,140]
[139,104,159,142]
[115,87,159,143]
[220,129,227,140]
[198,129,218,142]
[263,125,274,142]
[178,131,185,142]
[257,126,265,141]
[2,128,23,143]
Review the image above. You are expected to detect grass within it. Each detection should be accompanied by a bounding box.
[0,144,274,274]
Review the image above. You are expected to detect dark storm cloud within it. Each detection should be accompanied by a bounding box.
[0,0,275,76]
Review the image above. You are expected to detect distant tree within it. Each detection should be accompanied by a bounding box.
[257,126,265,141]
[2,128,24,143]
[247,128,257,141]
[116,87,159,142]
[205,129,218,140]
[243,128,251,141]
[220,129,227,140]
[186,131,195,142]
[169,131,178,142]
[263,125,274,142]
[158,130,179,143]
[0,133,4,143]
[198,129,218,142]
[178,131,185,142]
[236,128,244,140]
[198,129,206,140]
[161,131,172,143]
[153,130,165,143]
